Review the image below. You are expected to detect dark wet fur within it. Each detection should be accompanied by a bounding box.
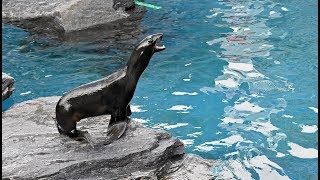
[55,34,165,145]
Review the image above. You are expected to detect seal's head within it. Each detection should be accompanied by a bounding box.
[137,33,166,53]
[127,33,165,72]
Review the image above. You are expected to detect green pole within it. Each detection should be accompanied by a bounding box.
[134,1,161,10]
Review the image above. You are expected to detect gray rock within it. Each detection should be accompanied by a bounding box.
[2,96,214,179]
[2,0,145,41]
[2,72,15,101]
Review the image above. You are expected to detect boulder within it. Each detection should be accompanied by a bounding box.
[2,72,15,101]
[2,96,214,179]
[2,0,145,41]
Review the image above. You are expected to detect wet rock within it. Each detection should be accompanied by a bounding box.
[2,73,15,101]
[2,0,145,42]
[2,96,214,179]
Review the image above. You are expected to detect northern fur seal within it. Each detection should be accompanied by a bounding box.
[55,33,165,145]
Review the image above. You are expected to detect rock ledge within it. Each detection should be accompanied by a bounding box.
[2,0,145,41]
[2,96,214,179]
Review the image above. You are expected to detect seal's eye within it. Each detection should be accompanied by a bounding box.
[148,39,153,44]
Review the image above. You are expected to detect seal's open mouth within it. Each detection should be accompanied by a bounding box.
[153,33,166,52]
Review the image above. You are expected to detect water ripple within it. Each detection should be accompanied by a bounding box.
[205,0,295,178]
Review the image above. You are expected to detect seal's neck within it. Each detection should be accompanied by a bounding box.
[126,48,153,81]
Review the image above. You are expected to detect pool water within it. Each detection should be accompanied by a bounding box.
[2,0,318,179]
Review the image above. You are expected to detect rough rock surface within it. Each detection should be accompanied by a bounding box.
[2,73,15,101]
[2,96,214,179]
[2,0,145,41]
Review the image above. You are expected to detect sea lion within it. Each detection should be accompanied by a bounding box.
[55,33,165,145]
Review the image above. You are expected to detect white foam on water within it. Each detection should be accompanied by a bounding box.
[221,117,244,124]
[130,105,147,112]
[281,7,289,11]
[261,44,274,48]
[45,75,52,78]
[231,5,245,9]
[300,125,318,133]
[210,135,244,146]
[206,37,224,45]
[172,91,198,96]
[163,123,189,130]
[228,62,254,72]
[250,94,264,98]
[246,121,279,136]
[167,105,193,111]
[183,78,191,81]
[215,78,239,88]
[267,133,287,150]
[223,69,243,79]
[276,152,286,158]
[222,135,245,145]
[187,131,203,137]
[194,144,215,152]
[222,99,228,103]
[270,11,276,15]
[181,139,194,146]
[247,72,265,78]
[20,91,31,95]
[206,12,220,18]
[228,159,253,179]
[200,86,216,94]
[214,154,289,179]
[269,11,282,18]
[152,123,168,129]
[132,118,149,124]
[225,151,239,157]
[282,114,293,118]
[288,142,318,158]
[214,159,253,179]
[195,135,246,152]
[153,123,189,130]
[184,63,192,66]
[245,155,290,180]
[231,26,240,32]
[233,101,264,113]
[308,107,318,113]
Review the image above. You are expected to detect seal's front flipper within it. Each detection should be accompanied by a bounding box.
[102,121,128,145]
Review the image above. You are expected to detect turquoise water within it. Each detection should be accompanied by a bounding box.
[2,0,318,179]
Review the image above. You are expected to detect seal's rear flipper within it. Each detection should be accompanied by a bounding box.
[69,130,101,149]
[79,131,99,148]
[102,121,128,145]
